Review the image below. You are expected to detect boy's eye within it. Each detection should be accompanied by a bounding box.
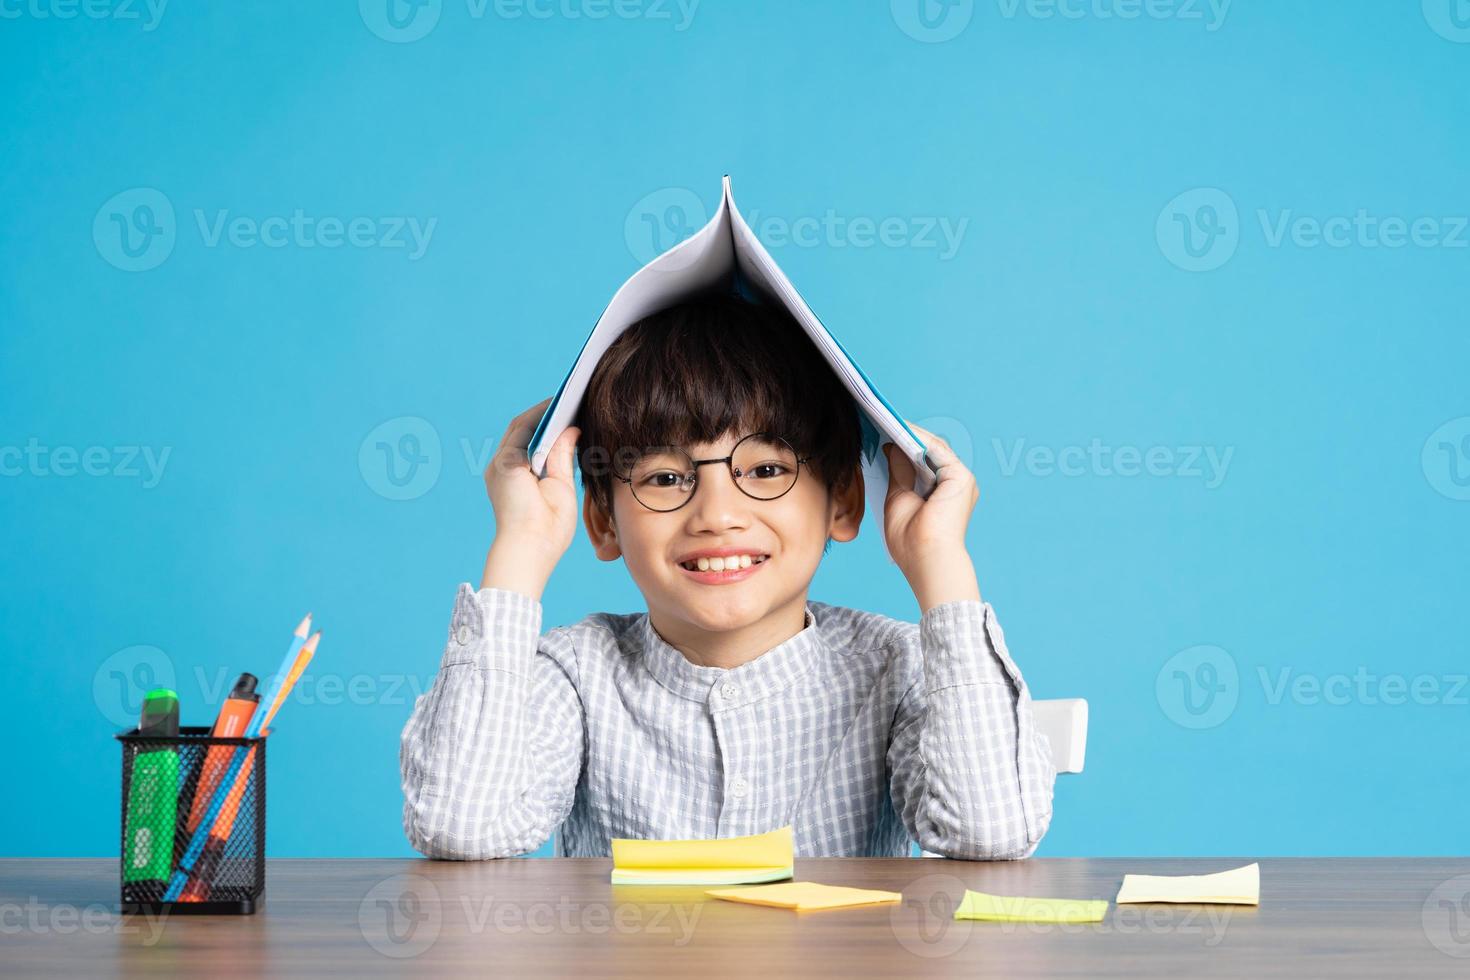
[641,471,687,488]
[747,462,790,480]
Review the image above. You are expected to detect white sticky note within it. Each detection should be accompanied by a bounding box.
[1115,863,1260,905]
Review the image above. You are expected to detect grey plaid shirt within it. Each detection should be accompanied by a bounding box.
[400,585,1056,860]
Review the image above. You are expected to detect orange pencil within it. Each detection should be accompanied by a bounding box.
[180,631,319,901]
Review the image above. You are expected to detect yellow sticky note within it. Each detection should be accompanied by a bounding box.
[954,890,1109,923]
[610,826,794,885]
[1115,863,1260,905]
[706,882,902,912]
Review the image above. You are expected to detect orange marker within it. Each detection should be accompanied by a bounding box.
[185,674,260,836]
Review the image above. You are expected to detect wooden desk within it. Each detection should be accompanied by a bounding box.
[3,858,1467,977]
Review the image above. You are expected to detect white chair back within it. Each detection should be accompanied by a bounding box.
[919,697,1087,857]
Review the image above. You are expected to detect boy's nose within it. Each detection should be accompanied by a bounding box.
[684,464,753,527]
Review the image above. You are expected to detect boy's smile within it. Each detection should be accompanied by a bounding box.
[584,430,864,669]
[675,547,770,584]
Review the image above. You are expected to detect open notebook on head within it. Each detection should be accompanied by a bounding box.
[526,175,939,564]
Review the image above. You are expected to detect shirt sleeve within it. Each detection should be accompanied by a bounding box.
[400,584,585,859]
[886,599,1057,860]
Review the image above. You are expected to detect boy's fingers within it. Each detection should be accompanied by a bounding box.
[546,427,579,483]
[909,423,953,460]
[884,443,917,494]
[488,443,530,481]
[501,418,531,453]
[542,430,564,481]
[501,397,555,451]
[907,423,969,484]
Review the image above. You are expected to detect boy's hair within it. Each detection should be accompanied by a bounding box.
[574,290,864,524]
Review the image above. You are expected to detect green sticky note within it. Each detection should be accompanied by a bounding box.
[954,890,1109,923]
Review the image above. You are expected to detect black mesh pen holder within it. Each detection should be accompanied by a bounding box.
[117,726,267,915]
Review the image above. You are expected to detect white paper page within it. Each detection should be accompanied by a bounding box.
[528,197,735,475]
[529,176,939,564]
[721,177,938,563]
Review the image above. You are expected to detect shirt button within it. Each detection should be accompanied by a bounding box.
[729,777,749,799]
[455,624,473,646]
[721,682,739,701]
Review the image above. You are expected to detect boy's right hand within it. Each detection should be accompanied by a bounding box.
[479,398,581,599]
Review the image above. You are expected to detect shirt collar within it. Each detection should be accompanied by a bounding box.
[636,605,823,707]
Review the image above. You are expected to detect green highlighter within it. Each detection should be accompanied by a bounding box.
[123,688,180,890]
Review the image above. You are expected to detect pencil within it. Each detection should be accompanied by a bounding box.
[162,614,312,901]
[179,631,320,901]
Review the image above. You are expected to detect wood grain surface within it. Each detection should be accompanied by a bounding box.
[3,857,1468,977]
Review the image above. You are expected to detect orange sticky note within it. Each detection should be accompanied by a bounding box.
[706,881,902,912]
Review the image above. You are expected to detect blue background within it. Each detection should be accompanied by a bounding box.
[2,1,1467,859]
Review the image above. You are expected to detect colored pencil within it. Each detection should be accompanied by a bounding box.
[180,631,319,901]
[162,614,311,901]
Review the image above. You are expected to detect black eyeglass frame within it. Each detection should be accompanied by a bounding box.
[613,432,811,513]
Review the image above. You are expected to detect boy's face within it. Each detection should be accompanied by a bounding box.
[584,430,864,637]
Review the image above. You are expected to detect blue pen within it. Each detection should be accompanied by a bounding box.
[162,614,311,901]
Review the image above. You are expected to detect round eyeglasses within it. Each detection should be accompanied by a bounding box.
[614,433,810,513]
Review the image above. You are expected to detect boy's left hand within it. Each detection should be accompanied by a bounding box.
[882,423,982,611]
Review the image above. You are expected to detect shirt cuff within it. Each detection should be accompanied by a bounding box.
[441,582,543,673]
[918,599,1022,691]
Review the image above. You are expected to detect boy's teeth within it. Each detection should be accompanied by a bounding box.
[682,554,765,572]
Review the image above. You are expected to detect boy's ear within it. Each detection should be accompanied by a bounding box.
[583,491,623,561]
[826,465,865,545]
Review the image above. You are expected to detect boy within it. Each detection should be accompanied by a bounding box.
[400,292,1056,860]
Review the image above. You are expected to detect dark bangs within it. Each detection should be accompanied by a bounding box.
[573,290,864,517]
